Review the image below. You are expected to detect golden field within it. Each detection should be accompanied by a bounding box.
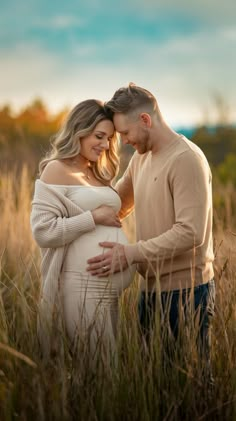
[1,164,236,420]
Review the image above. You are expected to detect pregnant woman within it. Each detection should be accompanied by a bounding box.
[30,99,135,359]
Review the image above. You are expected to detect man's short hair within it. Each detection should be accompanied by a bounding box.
[105,83,158,118]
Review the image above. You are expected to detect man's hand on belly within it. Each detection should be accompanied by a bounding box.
[86,242,128,277]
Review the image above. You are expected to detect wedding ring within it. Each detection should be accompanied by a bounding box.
[102,265,109,271]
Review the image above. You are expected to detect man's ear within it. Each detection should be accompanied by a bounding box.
[139,113,152,128]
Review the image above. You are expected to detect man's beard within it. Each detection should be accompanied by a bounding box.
[136,130,149,154]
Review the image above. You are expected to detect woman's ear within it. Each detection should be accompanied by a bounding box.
[139,113,152,128]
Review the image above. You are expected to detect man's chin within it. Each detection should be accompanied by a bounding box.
[135,145,146,154]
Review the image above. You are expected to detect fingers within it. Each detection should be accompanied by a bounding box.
[99,241,116,248]
[87,253,106,264]
[87,260,108,271]
[115,216,122,227]
[93,265,111,277]
[87,243,121,275]
[110,217,121,227]
[86,260,111,276]
[87,242,115,265]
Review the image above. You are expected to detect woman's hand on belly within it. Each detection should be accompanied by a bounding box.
[87,241,128,277]
[92,206,121,227]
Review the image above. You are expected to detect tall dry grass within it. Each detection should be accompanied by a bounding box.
[1,166,236,420]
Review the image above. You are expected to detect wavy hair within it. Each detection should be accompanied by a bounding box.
[39,99,119,183]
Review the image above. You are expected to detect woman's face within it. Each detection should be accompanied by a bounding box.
[79,119,115,162]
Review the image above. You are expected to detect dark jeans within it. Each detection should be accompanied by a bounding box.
[138,279,215,362]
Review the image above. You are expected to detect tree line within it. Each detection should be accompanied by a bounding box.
[1,98,236,186]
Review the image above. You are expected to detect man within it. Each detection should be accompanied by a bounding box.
[87,83,215,358]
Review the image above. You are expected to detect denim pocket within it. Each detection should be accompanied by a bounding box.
[206,280,216,319]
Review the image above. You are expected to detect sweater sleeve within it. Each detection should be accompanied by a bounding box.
[124,150,212,265]
[30,182,96,248]
[115,155,135,219]
[31,209,96,248]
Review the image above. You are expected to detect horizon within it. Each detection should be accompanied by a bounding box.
[1,96,235,134]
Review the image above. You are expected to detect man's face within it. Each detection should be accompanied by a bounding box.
[113,112,150,154]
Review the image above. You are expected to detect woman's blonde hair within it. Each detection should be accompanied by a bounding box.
[39,99,119,183]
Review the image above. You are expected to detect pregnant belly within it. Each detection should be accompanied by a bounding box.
[63,226,135,293]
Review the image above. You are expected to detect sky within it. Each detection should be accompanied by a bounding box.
[1,0,236,127]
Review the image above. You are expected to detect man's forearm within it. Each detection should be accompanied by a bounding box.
[124,207,207,265]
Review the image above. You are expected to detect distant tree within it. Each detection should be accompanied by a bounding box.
[192,125,236,166]
[191,93,236,166]
[16,98,50,135]
[0,105,19,147]
[217,154,236,186]
[0,98,67,171]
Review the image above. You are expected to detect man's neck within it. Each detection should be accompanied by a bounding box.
[150,122,178,154]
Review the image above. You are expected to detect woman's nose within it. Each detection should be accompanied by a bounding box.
[102,139,109,150]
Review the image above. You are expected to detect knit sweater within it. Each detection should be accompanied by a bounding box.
[116,135,214,292]
[30,180,95,355]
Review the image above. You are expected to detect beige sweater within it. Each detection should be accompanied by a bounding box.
[30,180,95,355]
[116,135,214,292]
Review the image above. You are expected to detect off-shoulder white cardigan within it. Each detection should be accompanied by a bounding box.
[30,180,96,356]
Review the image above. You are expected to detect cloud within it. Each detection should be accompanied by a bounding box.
[1,0,235,126]
[1,36,235,127]
[130,0,236,23]
[0,42,63,108]
[222,27,236,40]
[1,26,235,126]
[34,15,86,29]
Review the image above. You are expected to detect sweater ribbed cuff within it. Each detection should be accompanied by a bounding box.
[124,243,144,266]
[80,210,96,231]
[68,210,96,235]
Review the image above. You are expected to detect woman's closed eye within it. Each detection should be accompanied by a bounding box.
[96,134,113,142]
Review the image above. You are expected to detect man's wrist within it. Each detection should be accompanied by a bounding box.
[124,243,142,265]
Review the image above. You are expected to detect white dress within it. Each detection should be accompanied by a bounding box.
[51,184,135,354]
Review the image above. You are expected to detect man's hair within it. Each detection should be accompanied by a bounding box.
[105,82,158,117]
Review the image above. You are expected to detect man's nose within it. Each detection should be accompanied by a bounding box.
[121,135,128,145]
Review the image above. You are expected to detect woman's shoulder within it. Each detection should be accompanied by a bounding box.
[40,160,69,185]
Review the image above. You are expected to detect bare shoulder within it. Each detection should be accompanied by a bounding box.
[40,160,70,185]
